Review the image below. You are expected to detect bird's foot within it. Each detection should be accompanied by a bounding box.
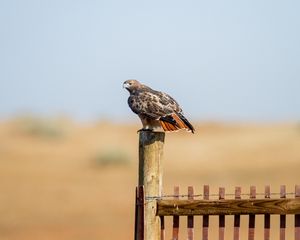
[137,128,153,133]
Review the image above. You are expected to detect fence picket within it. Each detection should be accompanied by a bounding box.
[264,186,270,240]
[135,186,144,240]
[296,185,300,240]
[187,186,194,240]
[172,186,180,240]
[234,187,241,240]
[160,216,165,240]
[248,186,256,240]
[219,187,225,240]
[280,185,286,240]
[202,185,209,240]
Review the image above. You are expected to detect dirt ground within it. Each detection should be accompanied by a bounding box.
[0,118,299,240]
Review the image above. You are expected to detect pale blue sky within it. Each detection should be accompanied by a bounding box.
[1,0,299,121]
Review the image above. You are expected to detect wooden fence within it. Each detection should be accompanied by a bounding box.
[134,131,300,240]
[136,185,300,240]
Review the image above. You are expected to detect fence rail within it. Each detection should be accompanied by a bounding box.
[157,198,300,216]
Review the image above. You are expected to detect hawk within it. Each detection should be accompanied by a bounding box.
[123,79,194,133]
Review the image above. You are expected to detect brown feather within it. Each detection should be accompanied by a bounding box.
[169,122,177,131]
[164,122,172,131]
[160,121,168,131]
[171,113,185,129]
[168,122,178,131]
[161,121,170,131]
[160,113,194,132]
[171,113,192,131]
[160,120,179,132]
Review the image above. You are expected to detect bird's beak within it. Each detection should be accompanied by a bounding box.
[123,82,130,89]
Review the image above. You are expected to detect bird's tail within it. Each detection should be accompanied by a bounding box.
[159,113,195,133]
[177,112,195,133]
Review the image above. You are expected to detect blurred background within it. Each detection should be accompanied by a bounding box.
[0,0,299,239]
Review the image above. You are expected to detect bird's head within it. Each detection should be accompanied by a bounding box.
[123,79,142,93]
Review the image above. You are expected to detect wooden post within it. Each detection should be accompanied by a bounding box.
[139,131,165,240]
[135,186,145,240]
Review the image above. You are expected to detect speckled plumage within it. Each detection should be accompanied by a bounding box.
[123,79,194,133]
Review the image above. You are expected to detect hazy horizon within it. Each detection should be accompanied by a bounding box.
[1,0,299,122]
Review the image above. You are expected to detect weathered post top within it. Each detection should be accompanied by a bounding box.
[138,130,165,240]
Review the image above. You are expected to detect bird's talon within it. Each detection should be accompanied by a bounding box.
[137,128,153,133]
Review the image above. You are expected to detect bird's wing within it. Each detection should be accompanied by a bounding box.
[128,89,181,119]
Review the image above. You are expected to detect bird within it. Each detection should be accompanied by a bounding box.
[123,79,194,133]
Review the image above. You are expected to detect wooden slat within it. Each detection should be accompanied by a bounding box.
[172,186,179,240]
[187,186,194,240]
[296,185,300,240]
[135,186,144,240]
[264,186,270,240]
[234,187,241,240]
[219,187,225,240]
[160,216,165,240]
[280,185,286,240]
[157,198,300,216]
[135,187,138,240]
[202,185,209,240]
[248,186,256,240]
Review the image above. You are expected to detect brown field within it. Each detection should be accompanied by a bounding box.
[0,117,299,240]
